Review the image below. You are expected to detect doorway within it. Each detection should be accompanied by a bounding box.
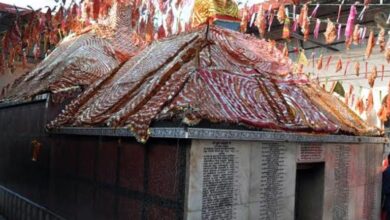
[295,162,325,220]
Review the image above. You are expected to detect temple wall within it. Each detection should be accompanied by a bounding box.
[0,99,188,220]
[0,98,385,220]
[186,140,384,220]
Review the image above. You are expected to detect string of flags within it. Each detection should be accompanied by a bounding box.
[242,2,390,119]
[271,40,388,121]
[241,2,390,63]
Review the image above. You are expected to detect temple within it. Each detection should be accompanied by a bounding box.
[0,1,386,219]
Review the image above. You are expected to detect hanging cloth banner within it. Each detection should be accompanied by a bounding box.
[365,30,375,59]
[344,60,350,76]
[293,16,299,32]
[294,40,300,54]
[355,61,360,76]
[268,12,274,32]
[366,89,374,112]
[345,92,349,105]
[256,5,267,37]
[282,43,289,57]
[285,7,289,19]
[358,6,367,21]
[249,13,256,27]
[365,61,368,78]
[311,51,315,69]
[314,19,321,39]
[297,50,309,66]
[349,85,354,98]
[240,8,249,32]
[362,27,367,42]
[345,4,357,39]
[358,27,364,44]
[317,54,323,70]
[335,57,343,72]
[282,18,291,39]
[310,4,320,19]
[352,24,360,45]
[325,55,332,70]
[293,5,296,21]
[298,4,309,34]
[324,19,337,44]
[277,4,286,24]
[267,4,273,20]
[378,28,386,52]
[337,24,342,41]
[332,81,345,97]
[368,66,377,88]
[356,96,365,115]
[337,1,344,23]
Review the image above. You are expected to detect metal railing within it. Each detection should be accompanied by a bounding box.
[0,185,65,220]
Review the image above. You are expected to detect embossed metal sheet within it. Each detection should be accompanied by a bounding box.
[48,25,380,142]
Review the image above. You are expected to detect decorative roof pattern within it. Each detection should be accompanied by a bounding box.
[47,25,379,142]
[2,2,146,101]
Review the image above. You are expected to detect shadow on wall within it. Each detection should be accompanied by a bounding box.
[0,100,189,220]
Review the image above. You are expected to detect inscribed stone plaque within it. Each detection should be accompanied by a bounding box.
[248,142,296,220]
[332,145,351,220]
[297,144,324,163]
[361,144,383,220]
[186,140,383,220]
[321,143,383,220]
[186,140,250,220]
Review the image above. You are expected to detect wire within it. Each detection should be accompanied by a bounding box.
[319,76,389,82]
[256,3,390,31]
[316,69,390,78]
[282,14,390,31]
[306,3,390,6]
[317,74,390,82]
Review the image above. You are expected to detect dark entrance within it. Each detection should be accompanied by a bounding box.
[295,162,325,220]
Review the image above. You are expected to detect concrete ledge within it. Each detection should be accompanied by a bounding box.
[0,94,48,109]
[51,127,388,144]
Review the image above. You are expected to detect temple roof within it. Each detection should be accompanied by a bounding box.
[1,2,146,101]
[46,25,380,142]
